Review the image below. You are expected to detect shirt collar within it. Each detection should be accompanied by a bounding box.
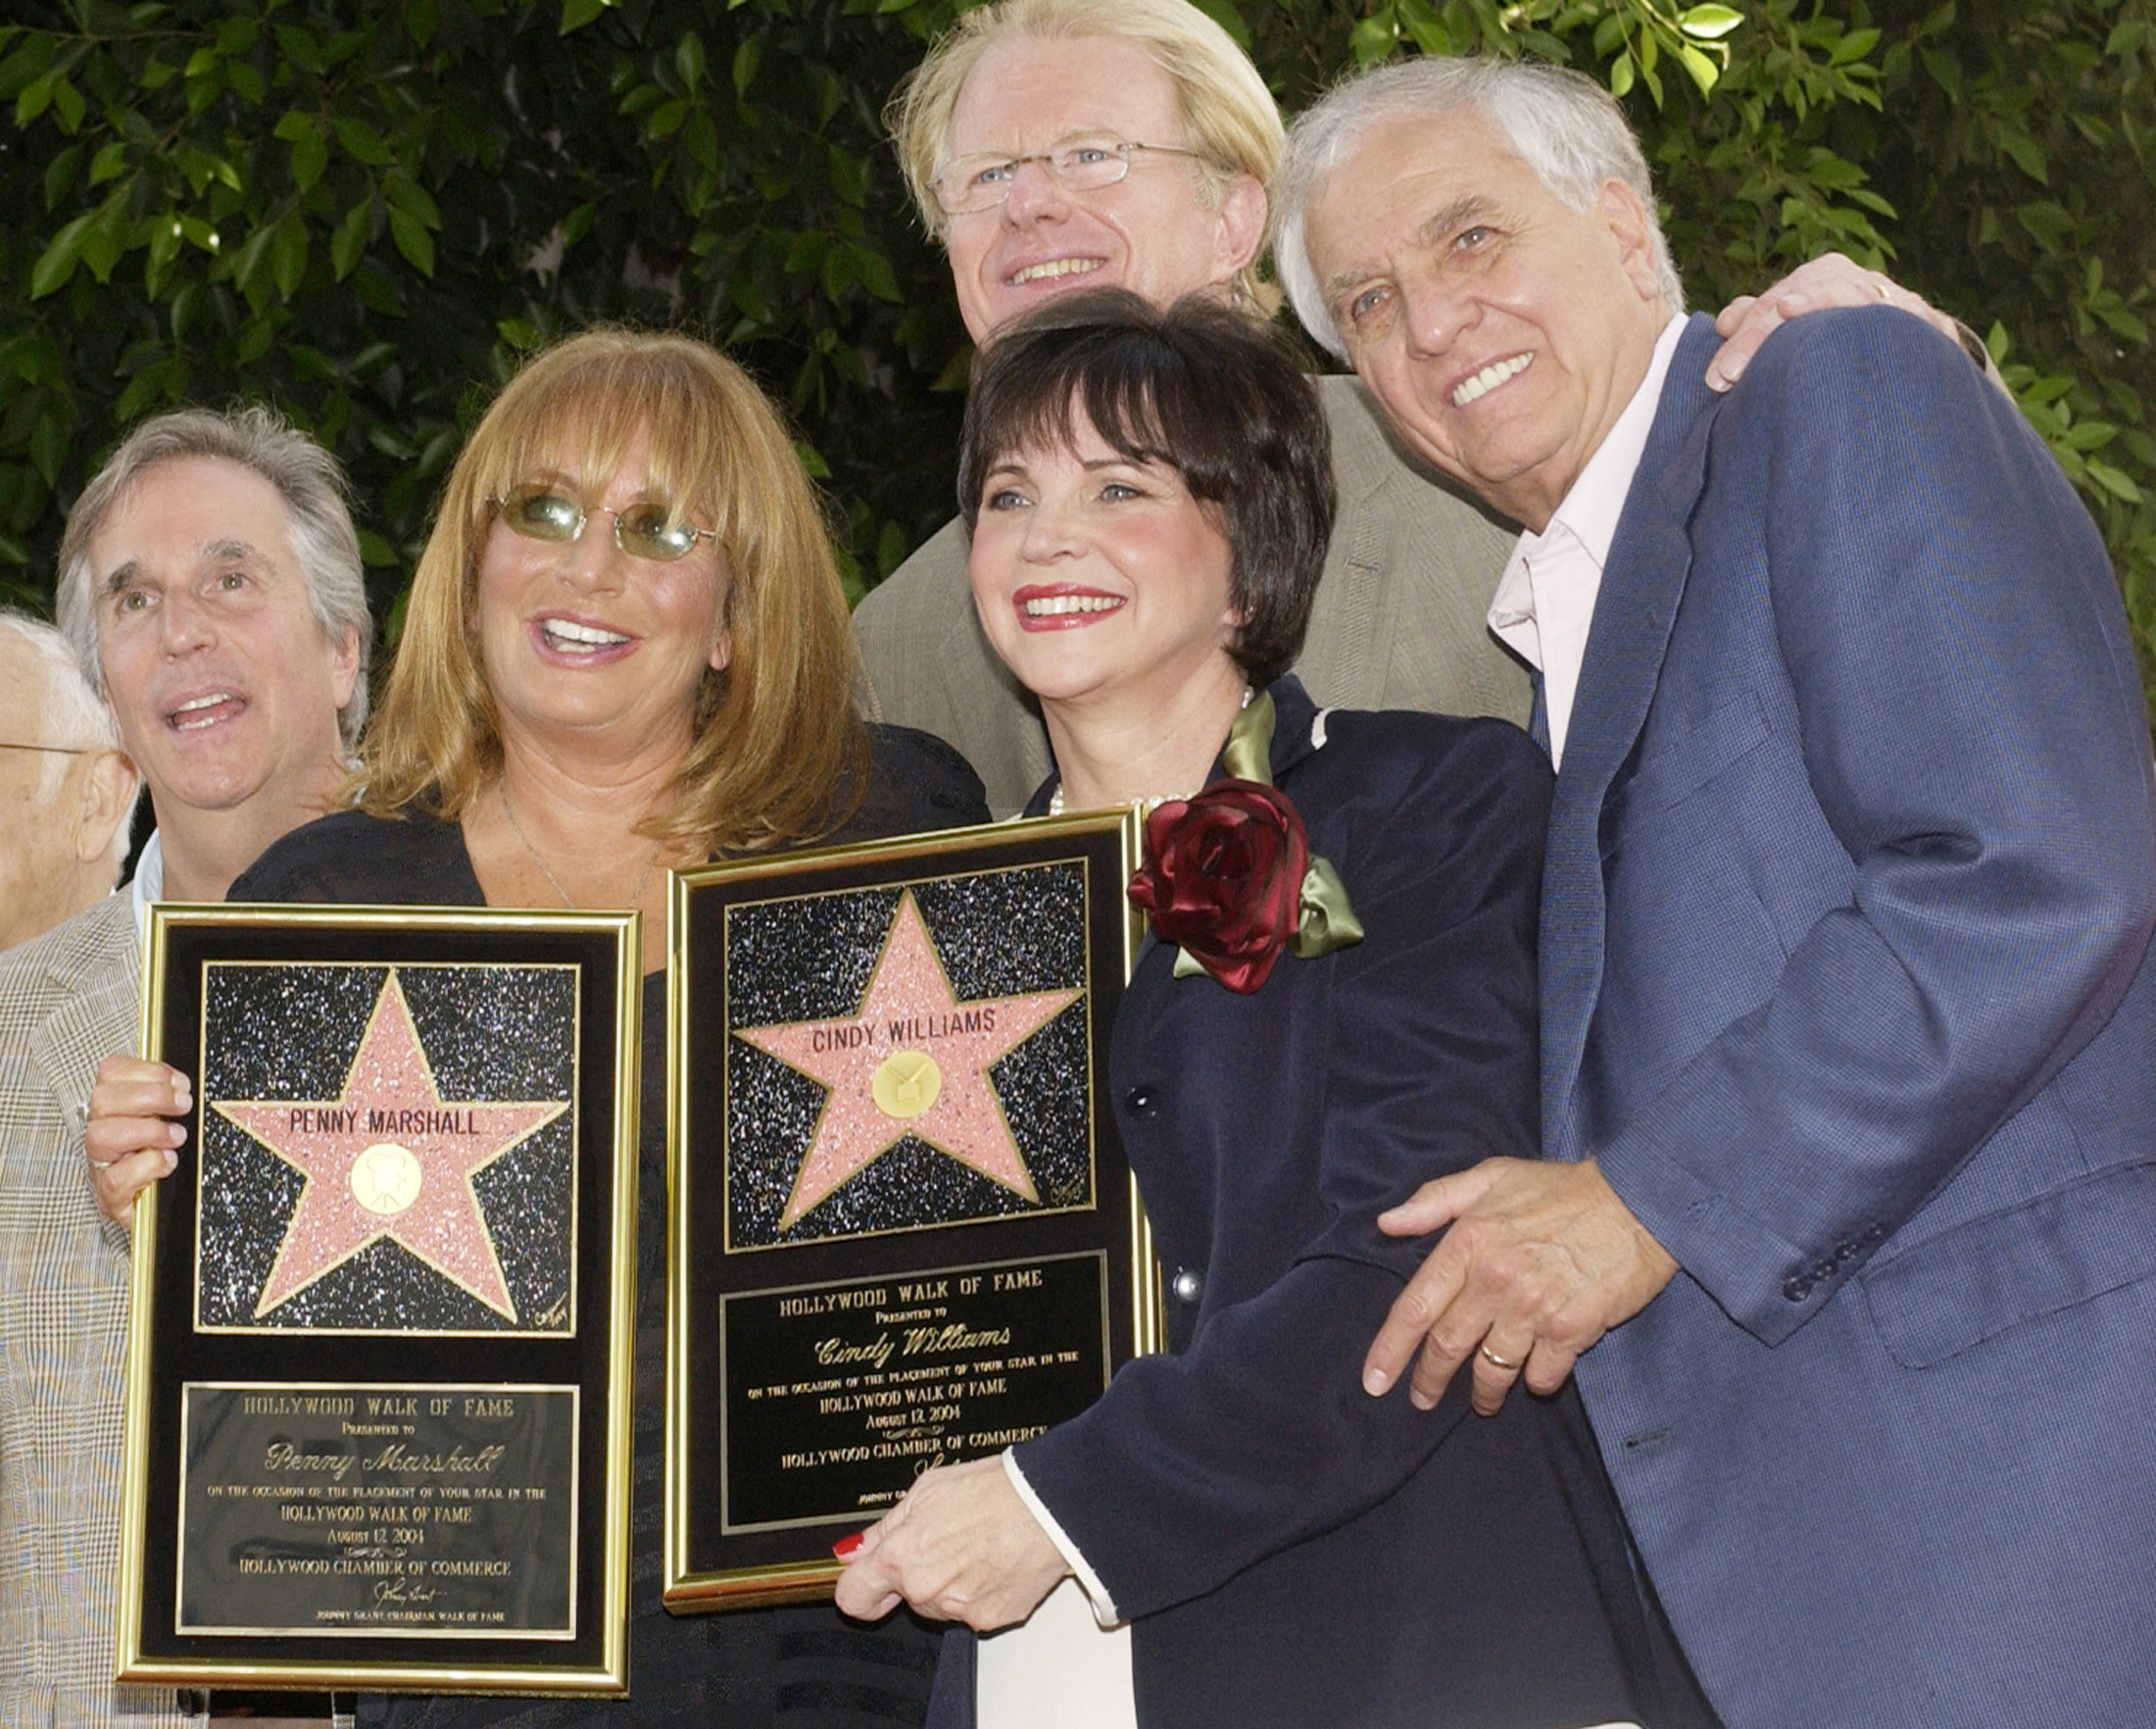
[129,828,165,942]
[1540,312,1688,568]
[1488,314,1688,635]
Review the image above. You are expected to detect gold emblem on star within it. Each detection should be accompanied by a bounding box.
[735,890,1080,1229]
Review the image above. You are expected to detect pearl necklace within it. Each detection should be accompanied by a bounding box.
[1046,785,1195,818]
[1045,688,1253,818]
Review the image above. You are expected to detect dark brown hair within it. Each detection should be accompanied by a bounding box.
[957,288,1334,687]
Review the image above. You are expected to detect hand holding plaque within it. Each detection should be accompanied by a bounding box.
[119,907,639,1696]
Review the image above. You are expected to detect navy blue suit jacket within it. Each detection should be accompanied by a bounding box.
[1555,312,2156,1726]
[992,679,1688,1729]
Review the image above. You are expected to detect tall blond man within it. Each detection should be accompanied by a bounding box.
[0,407,368,1726]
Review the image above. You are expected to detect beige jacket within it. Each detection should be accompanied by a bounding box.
[852,372,1532,816]
[0,894,185,1728]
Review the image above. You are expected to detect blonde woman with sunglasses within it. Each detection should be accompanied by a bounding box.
[85,328,987,1729]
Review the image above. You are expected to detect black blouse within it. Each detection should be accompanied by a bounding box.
[231,725,988,1729]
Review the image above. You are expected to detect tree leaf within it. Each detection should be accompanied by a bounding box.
[272,213,309,300]
[732,36,761,98]
[1830,27,1881,66]
[560,0,609,33]
[1997,128,2048,184]
[28,412,68,489]
[29,213,94,299]
[0,42,53,104]
[388,207,435,275]
[676,30,707,90]
[1186,0,1251,50]
[16,70,55,125]
[1678,5,1744,42]
[853,243,900,302]
[41,143,81,211]
[333,117,395,167]
[235,317,275,364]
[330,200,370,279]
[290,125,328,192]
[2085,460,2144,504]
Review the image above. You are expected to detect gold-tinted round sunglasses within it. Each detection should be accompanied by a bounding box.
[491,483,718,563]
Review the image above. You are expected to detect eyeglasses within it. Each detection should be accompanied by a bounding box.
[491,484,718,563]
[932,133,1212,217]
[0,739,97,756]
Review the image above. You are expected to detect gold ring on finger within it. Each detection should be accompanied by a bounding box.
[1478,1343,1523,1372]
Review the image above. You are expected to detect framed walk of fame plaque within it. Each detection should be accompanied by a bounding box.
[118,905,640,1695]
[664,810,1162,1609]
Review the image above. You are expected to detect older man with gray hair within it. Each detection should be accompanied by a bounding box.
[1277,55,2156,1729]
[0,405,368,1725]
[0,610,139,954]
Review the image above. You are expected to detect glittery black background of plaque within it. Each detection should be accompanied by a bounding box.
[723,863,1091,1247]
[196,963,576,1334]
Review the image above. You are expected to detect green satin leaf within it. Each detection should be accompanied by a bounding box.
[1172,945,1206,979]
[1220,688,1277,785]
[1293,855,1364,958]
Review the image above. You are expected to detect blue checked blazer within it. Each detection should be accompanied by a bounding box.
[1554,311,2156,1727]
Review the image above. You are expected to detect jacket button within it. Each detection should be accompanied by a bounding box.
[1126,1085,1157,1116]
[1170,1267,1202,1305]
[1782,1274,1812,1303]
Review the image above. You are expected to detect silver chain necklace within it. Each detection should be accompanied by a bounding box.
[498,779,662,910]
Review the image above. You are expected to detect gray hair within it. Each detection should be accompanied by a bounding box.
[1274,57,1685,360]
[0,607,138,865]
[54,405,372,749]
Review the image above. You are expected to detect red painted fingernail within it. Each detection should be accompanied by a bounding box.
[831,1531,865,1559]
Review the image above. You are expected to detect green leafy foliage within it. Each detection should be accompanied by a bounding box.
[1823,0,2156,687]
[0,0,972,617]
[0,0,2148,706]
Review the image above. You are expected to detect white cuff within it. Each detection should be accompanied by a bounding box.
[1002,1449,1120,1626]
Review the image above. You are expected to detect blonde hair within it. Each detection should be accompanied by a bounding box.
[355,328,867,856]
[887,0,1284,316]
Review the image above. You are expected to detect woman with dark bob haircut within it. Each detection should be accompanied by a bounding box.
[837,289,1711,1729]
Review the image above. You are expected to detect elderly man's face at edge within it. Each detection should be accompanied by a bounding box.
[940,36,1266,342]
[1302,107,1668,531]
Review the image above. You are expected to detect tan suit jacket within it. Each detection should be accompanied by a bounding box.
[852,372,1532,816]
[0,894,185,1728]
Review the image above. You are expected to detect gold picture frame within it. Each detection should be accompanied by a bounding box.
[118,904,640,1695]
[663,811,1162,1610]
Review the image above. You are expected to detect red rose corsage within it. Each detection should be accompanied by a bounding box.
[1125,693,1362,994]
[1129,782,1310,992]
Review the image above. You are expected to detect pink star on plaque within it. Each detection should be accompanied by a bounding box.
[736,890,1081,1228]
[212,969,568,1321]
